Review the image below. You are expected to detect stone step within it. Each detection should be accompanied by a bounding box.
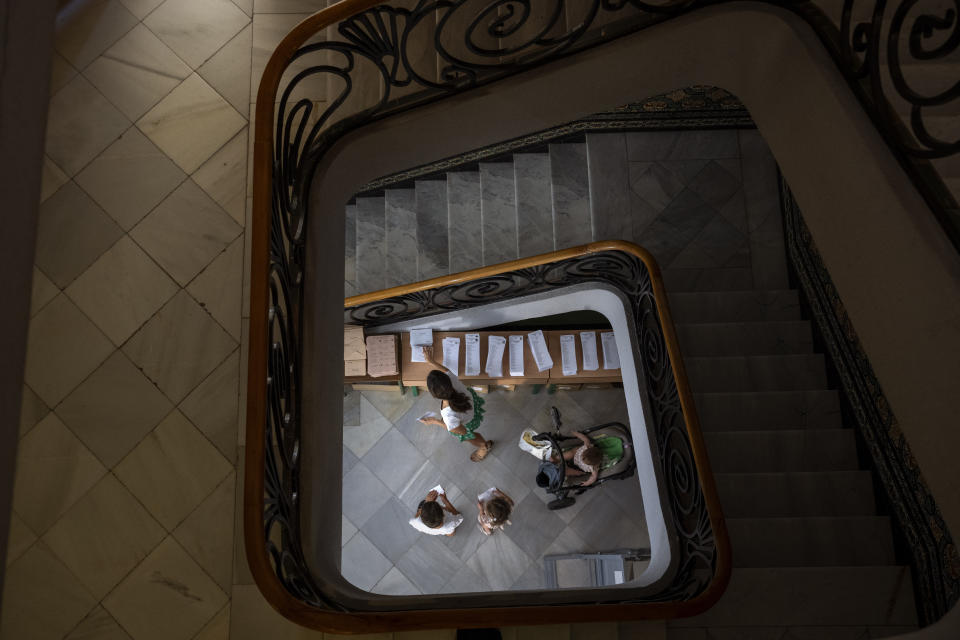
[344,203,356,297]
[669,566,917,627]
[446,172,483,274]
[384,189,418,289]
[586,132,631,243]
[355,196,385,294]
[514,153,555,259]
[716,471,877,518]
[662,267,754,293]
[703,429,859,473]
[415,180,448,280]
[676,321,813,356]
[684,354,828,393]
[550,142,593,250]
[727,516,896,568]
[479,162,518,266]
[667,290,801,323]
[693,390,843,430]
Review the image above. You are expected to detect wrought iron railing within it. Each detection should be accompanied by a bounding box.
[246,0,959,631]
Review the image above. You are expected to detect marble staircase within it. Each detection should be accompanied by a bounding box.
[344,130,919,635]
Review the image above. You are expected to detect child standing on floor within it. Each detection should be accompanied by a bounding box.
[409,486,463,536]
[476,487,514,535]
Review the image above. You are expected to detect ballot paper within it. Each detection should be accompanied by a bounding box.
[560,334,578,376]
[442,337,460,376]
[485,336,506,377]
[464,333,481,376]
[409,328,433,362]
[509,335,525,376]
[418,411,439,422]
[343,325,365,360]
[580,331,599,371]
[601,331,620,369]
[527,330,553,372]
[365,334,398,377]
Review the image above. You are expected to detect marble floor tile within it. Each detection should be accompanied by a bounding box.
[343,446,359,478]
[173,473,236,592]
[42,474,165,599]
[438,506,487,561]
[440,564,491,594]
[586,134,630,243]
[626,130,739,161]
[466,531,532,591]
[131,179,241,286]
[514,153,555,257]
[65,605,133,640]
[250,13,326,105]
[123,290,238,402]
[355,196,386,293]
[198,24,252,118]
[0,542,97,640]
[396,536,466,594]
[550,143,592,250]
[35,181,124,288]
[104,537,228,640]
[385,189,419,288]
[85,24,193,120]
[393,394,455,459]
[55,0,138,69]
[75,127,187,230]
[372,566,421,595]
[415,180,449,279]
[179,350,240,463]
[24,295,114,407]
[630,162,685,211]
[144,0,250,69]
[362,428,427,491]
[18,385,49,437]
[119,0,165,19]
[137,74,246,173]
[40,155,69,203]
[193,604,230,640]
[5,513,37,568]
[194,128,248,227]
[342,515,357,547]
[232,447,254,587]
[687,160,740,210]
[479,163,518,265]
[511,561,544,591]
[29,267,59,317]
[341,462,391,528]
[229,584,326,640]
[343,395,392,458]
[503,492,565,560]
[659,159,709,186]
[361,387,417,423]
[637,189,717,267]
[568,491,650,552]
[66,236,179,345]
[447,172,484,273]
[115,410,232,530]
[341,532,392,591]
[56,350,173,468]
[360,497,420,564]
[13,414,106,534]
[718,188,749,235]
[49,53,77,95]
[670,215,749,271]
[393,458,463,513]
[232,0,252,17]
[45,75,131,176]
[253,0,327,11]
[186,236,243,339]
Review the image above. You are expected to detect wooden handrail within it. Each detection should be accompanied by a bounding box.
[245,3,729,632]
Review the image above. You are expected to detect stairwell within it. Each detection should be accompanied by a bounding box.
[344,130,920,635]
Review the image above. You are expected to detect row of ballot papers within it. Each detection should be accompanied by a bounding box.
[408,329,620,377]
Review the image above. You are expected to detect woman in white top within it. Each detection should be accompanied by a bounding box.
[477,487,514,535]
[417,347,493,462]
[409,488,463,536]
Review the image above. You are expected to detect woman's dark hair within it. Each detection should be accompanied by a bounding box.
[419,500,444,528]
[582,446,603,468]
[426,370,471,413]
[484,497,511,525]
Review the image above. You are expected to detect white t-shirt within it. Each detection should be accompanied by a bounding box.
[438,368,474,431]
[408,484,463,535]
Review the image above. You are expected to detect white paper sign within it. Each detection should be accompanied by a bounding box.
[508,335,525,377]
[464,333,481,376]
[601,331,620,369]
[580,331,599,371]
[527,329,553,372]
[485,336,506,377]
[442,337,460,376]
[560,334,578,376]
[409,329,433,362]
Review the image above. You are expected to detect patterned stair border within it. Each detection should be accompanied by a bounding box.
[781,175,960,624]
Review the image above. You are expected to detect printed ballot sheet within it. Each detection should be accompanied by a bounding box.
[409,328,432,362]
[485,335,506,377]
[560,334,578,376]
[601,331,620,369]
[442,337,460,375]
[464,333,481,376]
[580,331,599,371]
[527,330,553,372]
[508,335,525,376]
[365,335,398,377]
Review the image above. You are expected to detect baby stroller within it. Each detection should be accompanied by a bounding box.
[533,406,636,510]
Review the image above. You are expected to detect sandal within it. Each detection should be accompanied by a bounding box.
[470,440,494,462]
